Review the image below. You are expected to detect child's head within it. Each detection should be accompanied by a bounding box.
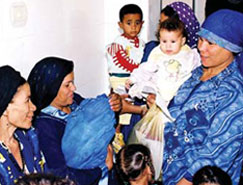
[158,18,186,55]
[118,4,144,39]
[192,165,232,185]
[116,144,154,184]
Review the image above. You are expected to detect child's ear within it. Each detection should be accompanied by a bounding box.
[182,37,186,46]
[118,22,123,29]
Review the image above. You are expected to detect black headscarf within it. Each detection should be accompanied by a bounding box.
[28,57,74,112]
[0,65,26,117]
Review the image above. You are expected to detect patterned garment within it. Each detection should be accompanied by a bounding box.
[0,128,47,185]
[106,34,145,75]
[169,2,200,49]
[162,60,243,185]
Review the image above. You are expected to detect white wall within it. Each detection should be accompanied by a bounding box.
[0,0,206,98]
[0,0,106,97]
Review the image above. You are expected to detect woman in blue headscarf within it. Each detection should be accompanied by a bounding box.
[28,57,122,185]
[0,66,47,185]
[146,9,243,185]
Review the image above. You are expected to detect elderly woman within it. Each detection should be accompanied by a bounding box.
[0,66,47,185]
[27,57,121,185]
[146,9,243,185]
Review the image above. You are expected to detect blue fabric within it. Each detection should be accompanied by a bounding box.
[62,94,116,171]
[198,9,243,53]
[141,41,159,63]
[33,93,102,185]
[0,128,47,185]
[162,60,243,185]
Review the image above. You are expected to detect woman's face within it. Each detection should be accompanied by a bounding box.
[160,12,169,23]
[51,72,76,110]
[6,83,36,129]
[198,37,234,70]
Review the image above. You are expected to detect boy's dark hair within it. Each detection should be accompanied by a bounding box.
[16,173,76,185]
[192,165,232,185]
[160,5,179,21]
[119,4,143,22]
[115,144,154,183]
[156,18,187,40]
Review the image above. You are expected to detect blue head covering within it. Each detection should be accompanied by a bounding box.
[28,57,74,112]
[0,66,26,117]
[62,94,116,170]
[198,9,243,53]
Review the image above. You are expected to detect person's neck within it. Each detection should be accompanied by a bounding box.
[50,103,71,114]
[130,175,149,185]
[0,118,17,146]
[200,57,234,81]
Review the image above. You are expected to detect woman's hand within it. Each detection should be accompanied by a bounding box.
[105,144,113,170]
[109,93,122,112]
[146,94,156,108]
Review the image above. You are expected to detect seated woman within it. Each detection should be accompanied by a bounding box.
[146,9,243,185]
[116,144,155,185]
[27,57,121,185]
[0,66,47,185]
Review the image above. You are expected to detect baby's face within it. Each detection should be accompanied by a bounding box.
[119,13,143,39]
[159,29,185,55]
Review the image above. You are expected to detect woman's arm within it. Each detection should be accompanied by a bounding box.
[177,178,192,185]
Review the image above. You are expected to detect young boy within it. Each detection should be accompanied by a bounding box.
[126,18,201,109]
[106,4,145,153]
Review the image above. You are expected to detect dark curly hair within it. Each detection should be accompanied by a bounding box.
[15,173,76,185]
[192,165,232,185]
[156,18,187,41]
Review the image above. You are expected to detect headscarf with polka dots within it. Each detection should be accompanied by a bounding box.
[169,1,200,48]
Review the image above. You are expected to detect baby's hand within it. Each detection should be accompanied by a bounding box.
[125,79,132,90]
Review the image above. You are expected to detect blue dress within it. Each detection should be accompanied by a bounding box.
[0,128,47,185]
[33,93,102,185]
[162,60,243,185]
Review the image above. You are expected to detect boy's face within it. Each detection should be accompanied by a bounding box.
[159,29,186,55]
[118,13,143,39]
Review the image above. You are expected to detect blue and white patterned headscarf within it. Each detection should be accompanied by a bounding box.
[198,9,243,53]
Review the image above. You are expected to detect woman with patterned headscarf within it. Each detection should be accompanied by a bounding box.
[0,66,47,185]
[145,9,243,185]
